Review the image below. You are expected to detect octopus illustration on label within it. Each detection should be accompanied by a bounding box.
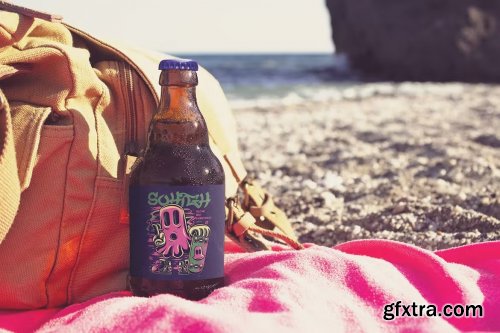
[151,205,211,274]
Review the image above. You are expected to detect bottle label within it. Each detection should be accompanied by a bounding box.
[129,185,225,280]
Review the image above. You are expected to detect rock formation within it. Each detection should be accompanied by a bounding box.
[325,0,500,82]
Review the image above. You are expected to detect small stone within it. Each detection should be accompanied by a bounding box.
[323,172,346,192]
[452,172,464,182]
[392,202,407,214]
[352,225,362,235]
[285,140,301,154]
[474,134,500,148]
[303,179,318,190]
[406,214,418,228]
[320,191,337,207]
[481,197,491,205]
[417,157,429,165]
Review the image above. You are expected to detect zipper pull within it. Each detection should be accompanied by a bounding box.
[125,141,141,175]
[125,141,139,157]
[120,142,141,225]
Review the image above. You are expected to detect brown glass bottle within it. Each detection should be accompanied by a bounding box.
[129,59,225,300]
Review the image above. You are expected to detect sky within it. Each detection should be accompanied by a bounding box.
[15,0,334,54]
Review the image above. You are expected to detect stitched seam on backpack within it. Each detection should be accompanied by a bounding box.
[65,83,106,303]
[95,176,122,185]
[42,112,75,307]
[17,112,37,187]
[0,92,20,244]
[136,72,147,146]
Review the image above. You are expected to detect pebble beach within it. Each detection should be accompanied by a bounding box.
[234,83,500,250]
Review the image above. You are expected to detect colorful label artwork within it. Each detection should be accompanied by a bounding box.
[129,185,224,280]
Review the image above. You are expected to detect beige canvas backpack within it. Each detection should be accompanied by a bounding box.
[0,2,301,309]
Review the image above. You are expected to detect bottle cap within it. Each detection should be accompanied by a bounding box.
[158,59,198,71]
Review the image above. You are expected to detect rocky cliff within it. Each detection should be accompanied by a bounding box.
[325,0,500,82]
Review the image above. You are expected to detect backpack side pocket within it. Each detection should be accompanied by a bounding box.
[0,103,74,309]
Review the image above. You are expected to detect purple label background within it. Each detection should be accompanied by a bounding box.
[130,185,225,280]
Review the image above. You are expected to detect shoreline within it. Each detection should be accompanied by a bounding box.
[233,82,500,250]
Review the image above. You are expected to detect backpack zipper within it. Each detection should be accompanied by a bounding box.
[118,62,138,156]
[118,62,141,225]
[65,24,159,104]
[64,24,159,156]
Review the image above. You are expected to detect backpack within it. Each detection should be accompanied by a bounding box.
[0,2,301,309]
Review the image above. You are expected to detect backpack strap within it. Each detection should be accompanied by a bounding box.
[0,1,62,22]
[225,179,304,251]
[0,89,21,245]
[242,179,297,240]
[225,196,304,251]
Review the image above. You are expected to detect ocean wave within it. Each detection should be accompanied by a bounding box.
[227,83,352,110]
[172,53,357,105]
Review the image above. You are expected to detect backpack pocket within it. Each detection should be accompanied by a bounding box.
[9,103,52,190]
[0,104,75,309]
[66,177,129,304]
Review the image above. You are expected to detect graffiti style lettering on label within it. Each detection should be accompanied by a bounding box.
[148,191,211,208]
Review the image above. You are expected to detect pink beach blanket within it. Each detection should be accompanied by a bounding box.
[0,239,498,332]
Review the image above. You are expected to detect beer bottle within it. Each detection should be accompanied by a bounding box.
[129,59,225,300]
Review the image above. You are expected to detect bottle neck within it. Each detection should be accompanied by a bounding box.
[147,70,209,149]
[155,69,199,122]
[156,86,197,121]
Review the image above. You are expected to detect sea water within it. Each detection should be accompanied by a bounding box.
[170,53,359,110]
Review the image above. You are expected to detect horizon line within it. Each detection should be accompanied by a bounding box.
[165,51,335,55]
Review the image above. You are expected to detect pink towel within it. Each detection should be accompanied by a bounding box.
[1,239,498,332]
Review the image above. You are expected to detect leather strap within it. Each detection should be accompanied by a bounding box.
[231,210,256,237]
[0,1,62,22]
[225,179,304,251]
[225,198,275,251]
[223,151,247,184]
[242,179,297,241]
